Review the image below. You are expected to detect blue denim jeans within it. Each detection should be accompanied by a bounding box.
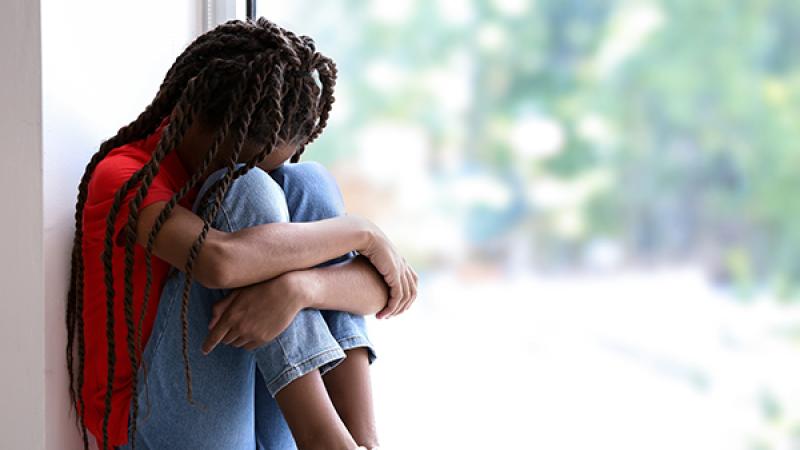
[117,161,377,450]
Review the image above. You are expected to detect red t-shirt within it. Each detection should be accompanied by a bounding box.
[79,119,199,448]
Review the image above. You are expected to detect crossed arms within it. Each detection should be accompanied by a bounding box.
[136,201,418,352]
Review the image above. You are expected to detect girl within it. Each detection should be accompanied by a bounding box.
[66,17,417,450]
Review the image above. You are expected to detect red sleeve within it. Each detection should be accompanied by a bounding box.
[86,154,176,247]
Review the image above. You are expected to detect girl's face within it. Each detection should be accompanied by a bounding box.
[254,138,298,172]
[184,121,301,177]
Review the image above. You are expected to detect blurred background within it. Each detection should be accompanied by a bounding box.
[258,1,800,449]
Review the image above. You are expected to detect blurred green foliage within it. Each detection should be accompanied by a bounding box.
[270,0,800,297]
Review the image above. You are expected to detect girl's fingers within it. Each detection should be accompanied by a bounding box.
[230,336,250,348]
[222,331,239,345]
[202,324,231,355]
[389,271,404,304]
[389,267,412,318]
[377,270,403,319]
[399,267,417,314]
[410,266,418,298]
[203,303,238,354]
[209,310,222,331]
[376,302,394,319]
[209,295,235,330]
[401,267,414,313]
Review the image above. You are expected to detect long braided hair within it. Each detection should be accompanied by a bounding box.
[64,18,337,450]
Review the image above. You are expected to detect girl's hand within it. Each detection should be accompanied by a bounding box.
[202,273,306,354]
[357,222,418,319]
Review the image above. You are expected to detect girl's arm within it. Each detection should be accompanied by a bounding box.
[203,254,394,354]
[298,254,390,314]
[137,201,374,289]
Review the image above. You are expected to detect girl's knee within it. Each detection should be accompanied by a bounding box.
[196,165,290,231]
[273,161,347,221]
[288,160,332,180]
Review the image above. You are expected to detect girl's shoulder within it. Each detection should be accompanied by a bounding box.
[87,144,151,206]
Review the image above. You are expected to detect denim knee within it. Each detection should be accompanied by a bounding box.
[193,164,290,231]
[191,165,348,396]
[269,161,346,222]
[269,161,356,268]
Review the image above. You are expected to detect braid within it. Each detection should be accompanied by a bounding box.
[115,68,214,450]
[193,60,286,208]
[66,17,337,448]
[65,64,191,450]
[167,19,300,80]
[176,58,270,405]
[308,57,337,144]
[292,56,337,162]
[132,60,254,428]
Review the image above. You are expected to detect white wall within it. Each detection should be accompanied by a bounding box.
[41,1,202,448]
[0,0,45,449]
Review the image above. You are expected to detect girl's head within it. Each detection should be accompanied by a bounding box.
[65,18,337,450]
[161,17,336,169]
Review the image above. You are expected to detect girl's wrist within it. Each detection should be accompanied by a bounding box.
[347,213,376,254]
[280,269,321,310]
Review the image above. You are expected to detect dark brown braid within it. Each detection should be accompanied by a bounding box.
[64,17,337,450]
[114,66,218,449]
[65,66,197,450]
[294,56,338,161]
[192,60,288,209]
[176,56,272,407]
[132,59,255,421]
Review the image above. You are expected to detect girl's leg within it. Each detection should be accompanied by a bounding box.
[120,166,352,449]
[257,364,355,450]
[118,265,257,450]
[205,164,360,449]
[266,162,379,447]
[323,348,379,448]
[275,369,357,450]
